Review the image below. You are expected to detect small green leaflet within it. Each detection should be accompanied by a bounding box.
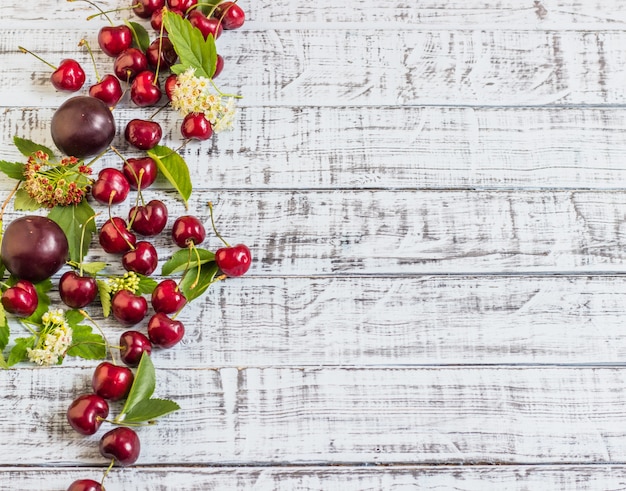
[0,351,8,369]
[80,262,107,276]
[121,398,180,424]
[13,189,42,212]
[147,145,192,208]
[48,200,96,263]
[136,274,159,295]
[197,0,221,15]
[13,136,55,159]
[162,248,215,276]
[163,10,217,78]
[24,278,52,325]
[180,261,220,302]
[0,161,25,180]
[0,305,8,351]
[66,324,106,360]
[7,336,35,366]
[126,20,151,52]
[97,279,112,317]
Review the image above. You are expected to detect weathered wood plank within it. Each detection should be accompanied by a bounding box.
[2,28,625,107]
[3,367,626,465]
[6,465,626,491]
[6,106,626,190]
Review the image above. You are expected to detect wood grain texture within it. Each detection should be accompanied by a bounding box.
[4,367,626,465]
[6,465,626,491]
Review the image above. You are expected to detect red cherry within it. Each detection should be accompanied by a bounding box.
[151,279,186,314]
[150,7,183,32]
[171,215,206,247]
[111,290,148,325]
[213,54,224,78]
[89,74,123,107]
[213,1,245,30]
[91,168,131,205]
[67,394,109,435]
[122,241,159,276]
[92,362,134,401]
[216,244,252,277]
[119,330,152,367]
[99,427,141,466]
[130,70,162,107]
[167,0,197,11]
[1,281,38,317]
[133,0,166,18]
[99,217,137,254]
[146,37,178,70]
[164,74,178,101]
[114,48,148,82]
[188,10,223,40]
[98,25,133,57]
[67,479,105,491]
[148,312,185,348]
[123,157,158,190]
[129,200,168,236]
[125,119,162,150]
[59,271,97,309]
[50,59,86,92]
[181,113,213,140]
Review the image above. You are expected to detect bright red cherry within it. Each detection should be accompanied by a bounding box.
[130,70,162,107]
[188,10,223,40]
[122,241,159,276]
[213,1,245,30]
[59,271,97,309]
[51,59,86,92]
[123,157,158,190]
[216,244,252,277]
[99,427,141,466]
[146,37,178,70]
[133,0,166,18]
[148,312,185,348]
[66,394,109,435]
[91,168,131,205]
[119,330,152,367]
[67,479,105,491]
[151,279,186,314]
[150,7,183,32]
[99,217,137,254]
[89,74,123,107]
[164,74,178,101]
[167,0,197,11]
[181,113,213,140]
[171,215,206,247]
[98,25,133,57]
[125,119,162,150]
[129,200,168,236]
[1,280,38,317]
[111,290,148,325]
[92,362,134,401]
[114,48,148,82]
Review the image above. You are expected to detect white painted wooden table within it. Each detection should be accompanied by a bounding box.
[2,0,626,489]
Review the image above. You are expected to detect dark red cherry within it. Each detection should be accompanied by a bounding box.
[129,200,168,236]
[164,74,178,101]
[146,37,178,70]
[1,281,38,317]
[125,119,162,150]
[119,330,152,367]
[99,427,141,466]
[66,394,109,435]
[213,1,245,29]
[151,279,186,314]
[122,241,158,276]
[89,74,123,107]
[148,312,185,348]
[99,217,137,254]
[216,244,252,277]
[171,215,205,247]
[130,70,162,107]
[98,25,133,57]
[111,290,148,325]
[59,271,97,309]
[92,362,134,401]
[188,10,223,40]
[114,48,148,82]
[51,59,86,92]
[91,168,130,205]
[167,0,197,11]
[123,157,158,190]
[213,54,224,78]
[133,0,166,18]
[181,113,213,140]
[67,479,105,491]
[150,7,183,32]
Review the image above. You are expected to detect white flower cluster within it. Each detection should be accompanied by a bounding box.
[107,271,140,295]
[27,309,73,366]
[170,68,237,132]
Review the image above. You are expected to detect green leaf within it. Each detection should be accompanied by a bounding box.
[7,336,35,366]
[13,189,42,211]
[23,279,52,325]
[121,398,180,424]
[163,10,217,78]
[169,63,187,75]
[0,351,8,369]
[126,20,151,52]
[47,200,96,263]
[0,161,25,180]
[180,261,220,302]
[197,0,221,15]
[147,145,192,208]
[13,136,55,159]
[121,352,156,417]
[136,274,158,295]
[80,262,107,276]
[97,279,111,318]
[66,324,106,360]
[65,309,86,327]
[162,248,215,276]
[0,307,8,351]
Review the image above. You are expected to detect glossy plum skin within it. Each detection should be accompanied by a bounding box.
[99,427,141,466]
[1,216,69,282]
[66,394,109,435]
[50,96,116,159]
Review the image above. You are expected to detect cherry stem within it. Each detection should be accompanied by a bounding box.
[85,146,110,167]
[79,310,116,363]
[78,213,98,277]
[0,181,21,223]
[102,458,115,485]
[101,416,157,427]
[67,0,113,25]
[149,101,170,120]
[153,8,167,83]
[18,46,57,70]
[79,38,100,82]
[190,243,202,290]
[209,77,242,99]
[86,4,141,21]
[207,201,230,247]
